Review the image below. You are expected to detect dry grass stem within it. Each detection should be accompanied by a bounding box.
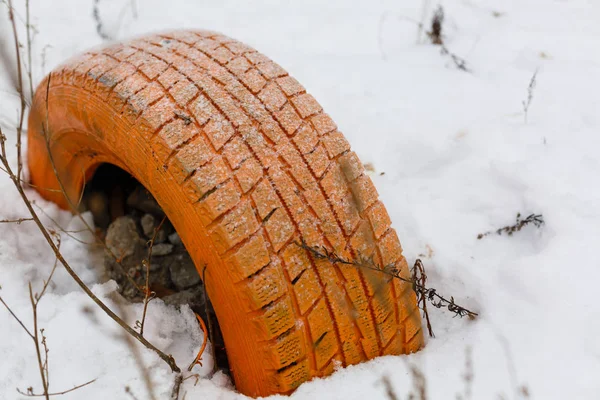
[522,69,538,124]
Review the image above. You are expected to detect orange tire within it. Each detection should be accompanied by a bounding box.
[27,30,423,397]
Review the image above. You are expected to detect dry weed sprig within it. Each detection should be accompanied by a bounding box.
[477,213,544,240]
[440,45,470,72]
[427,5,444,45]
[297,241,478,321]
[427,5,471,72]
[522,69,538,124]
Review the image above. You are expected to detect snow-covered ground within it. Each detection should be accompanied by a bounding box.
[1,0,600,398]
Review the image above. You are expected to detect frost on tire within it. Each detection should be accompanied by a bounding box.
[27,30,423,397]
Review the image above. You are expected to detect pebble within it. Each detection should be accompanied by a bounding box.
[126,186,164,216]
[105,216,141,258]
[168,232,182,245]
[169,253,201,290]
[151,243,174,256]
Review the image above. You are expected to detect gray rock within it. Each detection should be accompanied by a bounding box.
[141,214,156,238]
[169,252,201,290]
[151,243,174,256]
[141,213,169,243]
[162,285,207,310]
[127,186,164,216]
[168,232,182,246]
[105,216,142,258]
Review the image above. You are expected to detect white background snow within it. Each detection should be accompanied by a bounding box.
[1,0,600,398]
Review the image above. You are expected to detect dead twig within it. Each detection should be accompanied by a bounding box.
[0,217,33,223]
[17,378,96,397]
[92,0,113,41]
[440,45,471,72]
[137,215,166,337]
[0,287,33,337]
[6,0,27,183]
[28,283,50,398]
[297,241,478,320]
[25,0,34,100]
[427,5,471,72]
[170,374,183,400]
[412,260,434,337]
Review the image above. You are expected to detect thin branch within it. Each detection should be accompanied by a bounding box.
[440,44,471,72]
[138,216,166,337]
[28,283,49,399]
[0,217,33,224]
[35,234,61,302]
[412,260,434,337]
[25,0,34,100]
[297,241,478,319]
[170,374,183,400]
[0,290,34,338]
[7,0,27,183]
[17,378,96,397]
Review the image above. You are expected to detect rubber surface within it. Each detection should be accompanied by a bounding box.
[27,30,423,397]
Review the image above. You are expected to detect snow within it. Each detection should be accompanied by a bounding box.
[2,0,600,398]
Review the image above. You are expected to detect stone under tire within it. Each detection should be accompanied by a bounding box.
[27,30,423,397]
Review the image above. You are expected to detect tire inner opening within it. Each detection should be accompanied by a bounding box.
[82,163,230,376]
